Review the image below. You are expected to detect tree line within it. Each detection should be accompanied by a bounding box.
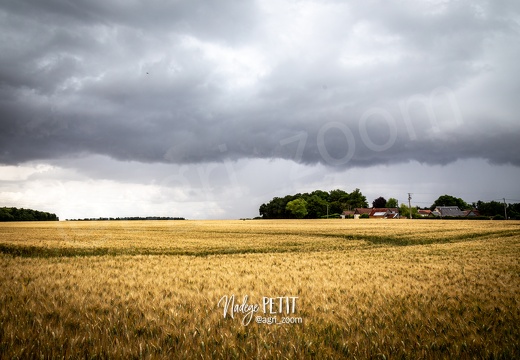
[259,192,520,220]
[66,217,186,221]
[259,189,368,219]
[474,200,520,219]
[0,207,59,222]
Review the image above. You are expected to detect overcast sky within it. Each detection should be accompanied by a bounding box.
[1,0,519,219]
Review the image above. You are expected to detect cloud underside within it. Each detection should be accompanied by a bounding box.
[1,0,519,168]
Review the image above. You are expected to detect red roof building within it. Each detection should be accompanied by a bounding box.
[418,209,432,217]
[351,208,399,218]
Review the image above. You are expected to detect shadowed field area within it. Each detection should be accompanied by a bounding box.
[1,220,519,359]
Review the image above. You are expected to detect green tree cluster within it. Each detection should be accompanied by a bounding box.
[399,204,420,219]
[475,200,504,217]
[372,196,387,208]
[475,200,520,219]
[0,207,59,222]
[286,198,308,218]
[429,195,470,211]
[259,188,368,219]
[386,198,398,208]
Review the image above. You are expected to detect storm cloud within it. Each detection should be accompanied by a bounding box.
[1,0,519,168]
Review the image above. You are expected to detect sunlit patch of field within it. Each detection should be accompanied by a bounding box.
[0,220,519,359]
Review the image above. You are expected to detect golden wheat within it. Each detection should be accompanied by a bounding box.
[0,219,519,359]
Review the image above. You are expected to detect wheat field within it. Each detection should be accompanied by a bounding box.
[0,219,519,359]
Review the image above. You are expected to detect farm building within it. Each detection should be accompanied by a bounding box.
[353,208,372,216]
[348,208,399,219]
[434,206,465,217]
[418,209,433,217]
[463,209,481,217]
[340,211,355,219]
[343,206,481,219]
[370,208,399,219]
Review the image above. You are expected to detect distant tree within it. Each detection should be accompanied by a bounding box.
[430,194,469,211]
[328,189,349,214]
[508,203,520,219]
[476,200,504,217]
[260,188,369,219]
[0,207,58,221]
[327,202,341,215]
[306,195,328,218]
[386,198,398,208]
[474,200,520,219]
[259,196,293,219]
[399,203,408,218]
[310,190,329,201]
[372,197,387,208]
[286,198,308,219]
[259,203,268,218]
[347,188,368,209]
[399,204,419,218]
[329,189,349,203]
[0,208,14,221]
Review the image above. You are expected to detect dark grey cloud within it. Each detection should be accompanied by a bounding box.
[1,0,519,169]
[3,0,258,42]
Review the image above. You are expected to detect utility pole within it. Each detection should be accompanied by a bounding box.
[408,193,412,219]
[503,198,507,219]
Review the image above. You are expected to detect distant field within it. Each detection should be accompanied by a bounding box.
[1,220,519,359]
